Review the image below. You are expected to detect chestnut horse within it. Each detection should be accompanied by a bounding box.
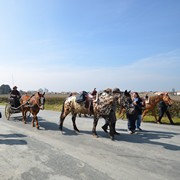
[20,92,45,129]
[142,93,173,123]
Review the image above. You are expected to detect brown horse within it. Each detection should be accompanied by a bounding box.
[142,93,173,123]
[20,92,45,129]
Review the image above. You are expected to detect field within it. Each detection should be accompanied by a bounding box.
[1,93,180,125]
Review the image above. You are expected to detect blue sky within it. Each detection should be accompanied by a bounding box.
[0,0,180,92]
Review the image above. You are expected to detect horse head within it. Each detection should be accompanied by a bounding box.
[162,93,173,106]
[119,90,131,106]
[119,90,136,115]
[36,92,46,110]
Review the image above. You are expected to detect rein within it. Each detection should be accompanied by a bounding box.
[30,95,44,109]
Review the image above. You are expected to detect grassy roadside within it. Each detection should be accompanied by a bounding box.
[1,95,180,125]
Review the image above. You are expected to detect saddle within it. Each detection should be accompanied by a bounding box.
[76,91,94,113]
[76,91,88,103]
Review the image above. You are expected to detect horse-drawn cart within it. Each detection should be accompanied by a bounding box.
[4,98,30,120]
[4,92,45,129]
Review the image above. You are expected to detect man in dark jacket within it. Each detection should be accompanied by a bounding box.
[10,86,21,107]
[157,101,174,124]
[101,88,121,135]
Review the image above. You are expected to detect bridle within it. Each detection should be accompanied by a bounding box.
[119,91,134,113]
[29,93,45,109]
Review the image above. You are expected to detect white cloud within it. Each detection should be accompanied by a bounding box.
[0,50,180,92]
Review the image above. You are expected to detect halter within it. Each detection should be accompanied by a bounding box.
[120,92,135,114]
[29,93,45,109]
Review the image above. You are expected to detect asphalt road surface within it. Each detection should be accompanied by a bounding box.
[0,105,180,180]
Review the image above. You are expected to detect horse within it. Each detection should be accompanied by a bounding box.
[20,92,45,129]
[59,90,121,140]
[142,92,173,123]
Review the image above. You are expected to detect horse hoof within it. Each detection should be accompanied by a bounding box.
[74,128,80,132]
[93,134,98,138]
[110,136,115,141]
[36,126,39,129]
[74,130,80,134]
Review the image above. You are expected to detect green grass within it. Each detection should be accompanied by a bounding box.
[118,114,180,125]
[45,104,62,112]
[142,115,180,125]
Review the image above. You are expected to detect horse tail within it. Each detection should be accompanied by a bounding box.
[60,100,66,120]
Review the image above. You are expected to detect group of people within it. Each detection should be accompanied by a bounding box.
[8,86,173,135]
[98,88,173,135]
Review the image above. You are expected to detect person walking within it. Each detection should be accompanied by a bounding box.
[132,92,144,131]
[101,88,121,135]
[126,92,138,134]
[157,101,174,124]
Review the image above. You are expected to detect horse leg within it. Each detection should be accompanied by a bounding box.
[34,115,39,129]
[92,116,99,137]
[31,115,35,127]
[59,116,65,131]
[72,114,79,132]
[151,109,158,123]
[142,109,148,121]
[59,112,68,131]
[22,109,26,124]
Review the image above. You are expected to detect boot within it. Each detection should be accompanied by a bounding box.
[102,123,108,133]
[157,117,162,124]
[112,122,120,135]
[166,111,174,125]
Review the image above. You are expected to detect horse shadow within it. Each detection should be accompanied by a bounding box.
[114,128,180,151]
[0,133,27,145]
[28,116,60,131]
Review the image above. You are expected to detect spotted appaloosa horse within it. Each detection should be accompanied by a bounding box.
[20,92,45,129]
[59,90,121,140]
[142,92,173,123]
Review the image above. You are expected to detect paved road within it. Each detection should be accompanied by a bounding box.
[0,105,180,180]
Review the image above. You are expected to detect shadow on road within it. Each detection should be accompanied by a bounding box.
[0,133,27,145]
[114,128,180,151]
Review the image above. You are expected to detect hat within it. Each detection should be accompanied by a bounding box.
[104,88,112,94]
[112,88,120,93]
[13,86,17,89]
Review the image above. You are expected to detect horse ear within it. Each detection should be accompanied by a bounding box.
[128,90,131,93]
[43,92,45,95]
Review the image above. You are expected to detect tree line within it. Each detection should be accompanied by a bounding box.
[0,84,11,94]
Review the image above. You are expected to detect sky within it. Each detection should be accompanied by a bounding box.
[0,0,180,93]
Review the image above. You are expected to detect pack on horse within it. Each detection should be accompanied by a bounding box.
[142,92,174,123]
[20,92,45,129]
[59,89,121,140]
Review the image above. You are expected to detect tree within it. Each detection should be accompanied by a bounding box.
[0,84,11,94]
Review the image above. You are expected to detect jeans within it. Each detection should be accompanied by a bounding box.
[127,114,136,131]
[136,114,142,129]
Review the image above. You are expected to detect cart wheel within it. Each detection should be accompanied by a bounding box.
[5,104,11,120]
